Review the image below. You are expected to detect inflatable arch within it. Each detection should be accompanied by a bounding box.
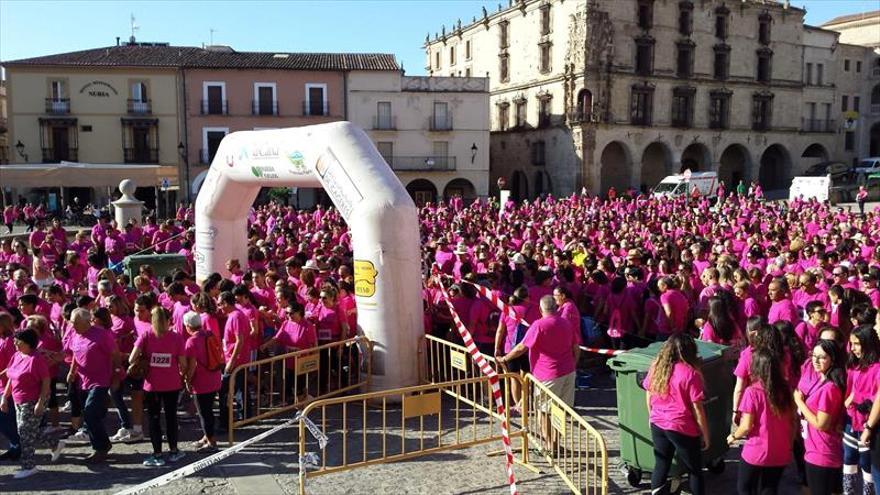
[195,122,423,390]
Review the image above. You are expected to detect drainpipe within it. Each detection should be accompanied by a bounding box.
[343,70,349,121]
[181,68,190,203]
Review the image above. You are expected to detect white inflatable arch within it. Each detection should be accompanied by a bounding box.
[195,122,423,390]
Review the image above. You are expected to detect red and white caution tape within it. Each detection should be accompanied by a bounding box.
[433,270,519,495]
[579,346,625,356]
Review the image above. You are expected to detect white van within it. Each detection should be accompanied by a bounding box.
[855,157,880,175]
[652,172,718,199]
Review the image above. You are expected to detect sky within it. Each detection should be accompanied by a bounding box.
[1,0,878,76]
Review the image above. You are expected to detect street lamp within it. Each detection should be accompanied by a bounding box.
[14,140,28,161]
[178,142,190,203]
[470,143,478,164]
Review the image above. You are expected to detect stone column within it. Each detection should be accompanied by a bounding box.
[112,179,144,227]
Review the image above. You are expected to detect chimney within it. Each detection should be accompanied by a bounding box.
[116,37,120,46]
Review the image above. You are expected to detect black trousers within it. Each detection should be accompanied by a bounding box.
[218,372,245,429]
[650,424,704,495]
[145,390,180,454]
[194,391,216,439]
[805,461,842,495]
[737,461,785,494]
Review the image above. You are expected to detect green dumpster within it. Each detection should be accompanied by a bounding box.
[122,254,188,285]
[608,340,737,488]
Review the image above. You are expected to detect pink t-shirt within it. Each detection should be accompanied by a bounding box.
[135,330,185,392]
[111,314,137,355]
[846,363,880,431]
[521,314,577,381]
[223,309,251,367]
[643,362,704,437]
[5,351,50,403]
[501,303,541,353]
[171,301,191,335]
[200,313,222,341]
[184,331,222,394]
[739,382,794,467]
[803,379,844,468]
[767,299,800,325]
[274,319,318,369]
[69,326,117,389]
[660,290,689,334]
[0,335,17,391]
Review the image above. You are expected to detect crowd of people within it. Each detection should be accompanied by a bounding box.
[0,188,879,494]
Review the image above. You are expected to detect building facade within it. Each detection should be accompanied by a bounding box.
[426,0,848,197]
[0,81,8,165]
[347,71,490,203]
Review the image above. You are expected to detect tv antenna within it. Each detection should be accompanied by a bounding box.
[210,28,216,45]
[129,14,139,42]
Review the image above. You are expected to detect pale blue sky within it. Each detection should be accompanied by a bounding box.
[1,0,877,75]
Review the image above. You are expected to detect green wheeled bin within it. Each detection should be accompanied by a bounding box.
[122,254,188,285]
[608,340,738,489]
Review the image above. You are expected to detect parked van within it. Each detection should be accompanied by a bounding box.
[652,171,718,199]
[855,157,880,175]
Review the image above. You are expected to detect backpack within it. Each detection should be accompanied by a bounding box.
[204,332,225,372]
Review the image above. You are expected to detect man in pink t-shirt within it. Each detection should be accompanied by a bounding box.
[767,280,800,325]
[218,292,250,428]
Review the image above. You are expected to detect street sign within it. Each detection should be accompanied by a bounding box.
[161,178,170,191]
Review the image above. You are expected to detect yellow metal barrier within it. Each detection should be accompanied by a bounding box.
[225,336,372,445]
[296,373,530,495]
[524,373,609,495]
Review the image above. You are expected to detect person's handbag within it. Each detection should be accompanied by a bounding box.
[127,350,149,380]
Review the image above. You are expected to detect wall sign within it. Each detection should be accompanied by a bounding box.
[79,81,119,98]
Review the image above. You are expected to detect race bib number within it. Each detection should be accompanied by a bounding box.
[318,328,332,342]
[150,353,172,368]
[800,418,809,440]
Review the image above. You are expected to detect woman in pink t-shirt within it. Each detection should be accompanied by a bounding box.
[183,311,222,452]
[727,349,795,494]
[643,334,710,495]
[842,326,880,494]
[129,307,186,467]
[794,339,847,494]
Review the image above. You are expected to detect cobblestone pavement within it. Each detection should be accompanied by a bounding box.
[0,367,809,494]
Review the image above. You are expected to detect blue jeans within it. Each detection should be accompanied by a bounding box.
[110,383,133,430]
[844,422,871,473]
[82,387,111,452]
[0,397,21,454]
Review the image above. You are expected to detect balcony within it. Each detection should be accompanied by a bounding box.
[801,118,835,133]
[567,110,592,124]
[372,115,397,130]
[127,99,152,115]
[252,100,279,116]
[41,147,78,163]
[200,100,228,115]
[752,121,771,132]
[123,147,159,164]
[428,115,453,131]
[709,119,729,130]
[45,98,70,114]
[302,101,329,116]
[390,155,456,171]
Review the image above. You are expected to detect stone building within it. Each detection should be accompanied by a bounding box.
[425,0,844,197]
[0,81,8,165]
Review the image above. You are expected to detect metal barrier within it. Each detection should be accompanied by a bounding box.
[225,336,372,445]
[524,373,609,495]
[296,373,530,495]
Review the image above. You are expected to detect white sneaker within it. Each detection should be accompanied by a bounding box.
[13,468,38,479]
[67,429,90,443]
[110,428,132,443]
[59,401,71,413]
[51,440,65,463]
[126,430,144,443]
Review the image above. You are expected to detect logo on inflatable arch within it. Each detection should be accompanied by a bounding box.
[287,151,309,175]
[353,260,378,297]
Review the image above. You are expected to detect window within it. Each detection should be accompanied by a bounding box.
[253,82,277,116]
[201,127,228,163]
[816,64,824,86]
[678,1,693,36]
[752,93,773,131]
[305,83,328,116]
[39,120,78,162]
[709,90,731,129]
[450,45,456,66]
[671,87,695,128]
[129,81,150,114]
[435,51,440,69]
[630,85,654,126]
[432,142,451,170]
[758,13,772,45]
[376,101,393,130]
[854,96,861,112]
[805,63,813,85]
[515,99,527,128]
[715,6,729,39]
[47,79,69,115]
[856,61,862,72]
[757,49,772,83]
[635,37,654,76]
[713,45,730,80]
[202,82,226,115]
[50,80,64,100]
[540,5,551,35]
[845,131,855,151]
[465,40,472,60]
[637,0,654,30]
[499,54,510,82]
[498,102,510,131]
[842,95,849,112]
[432,102,451,130]
[465,68,471,77]
[122,119,158,163]
[531,140,546,166]
[539,42,552,73]
[538,97,552,127]
[845,59,851,71]
[677,41,694,78]
[499,20,509,49]
[376,142,393,164]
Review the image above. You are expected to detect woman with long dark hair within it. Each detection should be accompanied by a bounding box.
[794,339,847,494]
[843,325,880,495]
[728,349,795,494]
[700,296,740,345]
[643,333,710,495]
